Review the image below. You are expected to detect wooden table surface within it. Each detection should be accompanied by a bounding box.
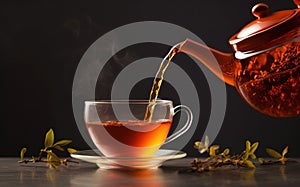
[1,157,300,187]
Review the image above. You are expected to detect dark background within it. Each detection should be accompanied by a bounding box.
[1,0,299,157]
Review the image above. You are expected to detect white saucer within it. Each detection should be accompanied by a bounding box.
[71,149,187,169]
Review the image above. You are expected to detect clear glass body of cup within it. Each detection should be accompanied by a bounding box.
[84,100,193,157]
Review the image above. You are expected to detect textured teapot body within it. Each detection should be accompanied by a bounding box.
[234,39,300,117]
[179,2,300,117]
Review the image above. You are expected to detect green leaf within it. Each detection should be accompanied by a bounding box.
[282,146,288,157]
[53,140,72,147]
[250,142,259,154]
[53,145,64,151]
[20,147,27,161]
[266,148,282,159]
[67,148,77,154]
[44,129,54,148]
[246,140,251,152]
[244,160,256,168]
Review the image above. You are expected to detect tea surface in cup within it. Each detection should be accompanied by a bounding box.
[86,119,172,157]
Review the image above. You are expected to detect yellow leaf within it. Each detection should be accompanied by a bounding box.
[194,141,202,149]
[53,145,64,151]
[282,146,288,157]
[280,157,287,165]
[44,129,54,148]
[258,158,265,164]
[204,136,209,148]
[209,149,215,157]
[209,145,219,157]
[250,142,259,154]
[223,148,230,156]
[250,154,256,160]
[266,148,281,159]
[199,148,207,154]
[67,148,77,154]
[20,147,27,161]
[47,151,60,162]
[246,140,251,152]
[244,160,256,168]
[243,151,249,160]
[53,140,72,147]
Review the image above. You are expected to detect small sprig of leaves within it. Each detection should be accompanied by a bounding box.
[258,146,295,165]
[19,129,78,169]
[192,136,294,172]
[192,136,259,172]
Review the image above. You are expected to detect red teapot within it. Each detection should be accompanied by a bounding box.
[179,1,300,117]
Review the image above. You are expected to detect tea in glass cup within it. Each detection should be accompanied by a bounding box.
[84,100,192,157]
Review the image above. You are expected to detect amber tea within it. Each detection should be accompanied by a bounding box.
[87,120,172,157]
[84,100,192,158]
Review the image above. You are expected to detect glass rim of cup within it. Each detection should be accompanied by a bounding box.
[84,100,173,105]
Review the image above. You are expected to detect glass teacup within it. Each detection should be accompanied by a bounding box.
[84,100,193,157]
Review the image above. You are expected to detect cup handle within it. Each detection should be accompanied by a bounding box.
[163,105,193,144]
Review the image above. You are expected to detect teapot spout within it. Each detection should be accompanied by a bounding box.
[179,39,235,86]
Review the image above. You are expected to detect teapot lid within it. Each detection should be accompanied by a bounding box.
[229,1,300,59]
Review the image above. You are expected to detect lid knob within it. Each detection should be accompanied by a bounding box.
[294,0,300,8]
[252,3,269,19]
